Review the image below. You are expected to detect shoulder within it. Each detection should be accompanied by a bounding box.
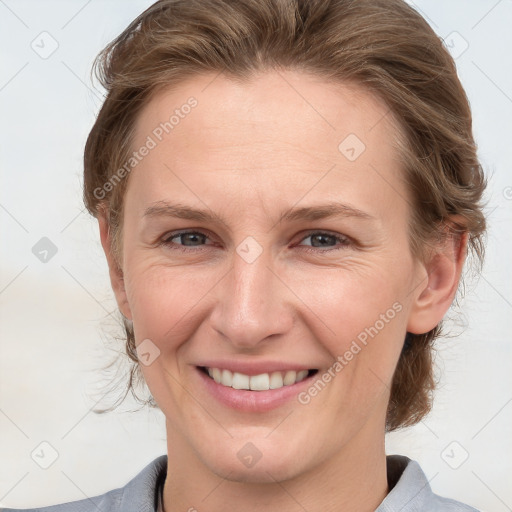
[1,455,167,512]
[378,454,481,512]
[1,488,123,512]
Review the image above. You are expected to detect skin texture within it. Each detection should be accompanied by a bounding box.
[98,70,466,512]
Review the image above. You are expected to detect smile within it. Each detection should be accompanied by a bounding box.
[200,366,318,391]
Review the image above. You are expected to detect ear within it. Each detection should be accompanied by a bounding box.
[407,222,468,335]
[97,210,132,321]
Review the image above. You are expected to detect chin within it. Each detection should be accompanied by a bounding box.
[208,455,306,485]
[197,433,313,484]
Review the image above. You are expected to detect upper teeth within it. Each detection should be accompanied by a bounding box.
[206,368,309,391]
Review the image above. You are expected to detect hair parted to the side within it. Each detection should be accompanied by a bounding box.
[84,0,486,431]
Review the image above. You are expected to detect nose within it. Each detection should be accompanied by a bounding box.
[209,244,294,349]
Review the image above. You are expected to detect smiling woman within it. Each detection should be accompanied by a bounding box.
[3,0,487,511]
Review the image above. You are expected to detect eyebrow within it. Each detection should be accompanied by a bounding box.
[142,200,374,226]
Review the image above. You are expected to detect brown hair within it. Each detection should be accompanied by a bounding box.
[84,0,486,431]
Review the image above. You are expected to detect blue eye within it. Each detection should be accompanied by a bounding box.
[159,230,350,253]
[298,231,350,252]
[161,231,211,252]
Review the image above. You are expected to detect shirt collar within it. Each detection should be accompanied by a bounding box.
[377,455,434,511]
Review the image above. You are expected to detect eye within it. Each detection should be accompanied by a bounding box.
[159,229,351,253]
[297,231,351,252]
[160,230,213,252]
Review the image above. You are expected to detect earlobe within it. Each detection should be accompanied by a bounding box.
[407,229,468,335]
[97,211,133,321]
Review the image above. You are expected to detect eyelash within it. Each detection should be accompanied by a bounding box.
[159,230,351,254]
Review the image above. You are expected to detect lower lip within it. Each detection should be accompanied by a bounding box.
[196,367,317,412]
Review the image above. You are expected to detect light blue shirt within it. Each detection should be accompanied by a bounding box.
[1,454,480,511]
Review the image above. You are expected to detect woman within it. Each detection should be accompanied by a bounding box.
[3,0,486,510]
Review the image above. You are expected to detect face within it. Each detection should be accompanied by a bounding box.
[102,70,449,483]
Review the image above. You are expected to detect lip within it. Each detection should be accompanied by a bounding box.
[194,365,319,412]
[194,359,316,376]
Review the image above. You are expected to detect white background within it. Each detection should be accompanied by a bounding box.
[0,1,511,510]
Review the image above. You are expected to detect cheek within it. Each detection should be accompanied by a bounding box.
[295,262,408,341]
[123,243,412,361]
[123,260,215,346]
[293,264,408,400]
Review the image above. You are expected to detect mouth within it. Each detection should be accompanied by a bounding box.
[198,366,319,391]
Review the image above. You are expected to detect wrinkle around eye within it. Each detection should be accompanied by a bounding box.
[157,229,349,249]
[139,218,386,255]
[152,230,368,260]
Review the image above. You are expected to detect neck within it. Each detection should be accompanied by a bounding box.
[162,420,389,512]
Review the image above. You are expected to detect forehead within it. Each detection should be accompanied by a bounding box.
[135,70,399,155]
[128,70,407,220]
